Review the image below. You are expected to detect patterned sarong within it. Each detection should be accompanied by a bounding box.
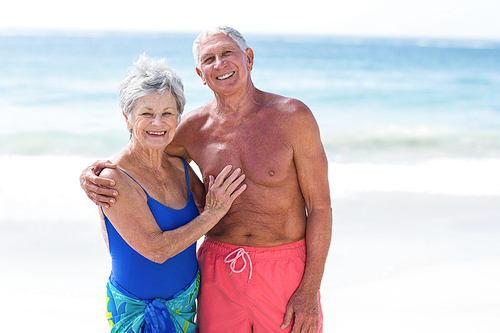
[106,273,199,333]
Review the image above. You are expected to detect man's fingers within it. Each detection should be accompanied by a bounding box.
[94,193,116,204]
[103,161,117,168]
[86,160,117,186]
[89,194,116,208]
[91,160,117,172]
[290,321,303,333]
[281,306,294,330]
[289,314,313,333]
[297,318,317,333]
[87,185,117,204]
[84,181,118,197]
[88,173,116,187]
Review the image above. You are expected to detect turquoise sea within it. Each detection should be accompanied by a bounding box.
[1,32,499,162]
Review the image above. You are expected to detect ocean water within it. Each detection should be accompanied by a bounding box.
[1,32,500,162]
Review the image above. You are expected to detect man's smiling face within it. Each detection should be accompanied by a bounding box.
[195,33,253,94]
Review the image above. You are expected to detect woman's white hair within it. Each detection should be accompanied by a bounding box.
[118,54,185,124]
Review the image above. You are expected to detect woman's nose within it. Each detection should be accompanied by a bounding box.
[152,114,163,126]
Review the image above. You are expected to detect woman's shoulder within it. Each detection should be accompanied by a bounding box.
[100,167,136,192]
[99,167,123,180]
[101,153,139,192]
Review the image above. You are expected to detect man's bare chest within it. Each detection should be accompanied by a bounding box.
[191,134,295,187]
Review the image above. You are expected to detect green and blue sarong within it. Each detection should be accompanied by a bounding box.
[106,273,199,333]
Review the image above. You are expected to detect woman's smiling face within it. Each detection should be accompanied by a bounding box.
[125,91,179,150]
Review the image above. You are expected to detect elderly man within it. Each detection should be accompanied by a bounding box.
[82,26,332,333]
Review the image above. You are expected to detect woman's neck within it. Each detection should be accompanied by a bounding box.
[125,141,167,172]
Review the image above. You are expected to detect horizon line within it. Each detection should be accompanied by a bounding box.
[1,27,500,47]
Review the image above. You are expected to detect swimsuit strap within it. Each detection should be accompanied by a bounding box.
[98,167,149,217]
[116,167,150,197]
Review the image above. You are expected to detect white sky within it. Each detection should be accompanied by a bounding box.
[2,0,500,40]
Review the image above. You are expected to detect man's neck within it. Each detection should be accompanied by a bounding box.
[213,82,260,116]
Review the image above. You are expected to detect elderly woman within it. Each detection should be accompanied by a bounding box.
[100,55,246,333]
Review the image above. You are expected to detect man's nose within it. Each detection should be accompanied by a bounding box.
[214,55,226,68]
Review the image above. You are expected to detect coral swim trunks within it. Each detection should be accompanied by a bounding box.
[196,238,323,333]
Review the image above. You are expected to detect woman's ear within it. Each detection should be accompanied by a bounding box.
[123,110,132,130]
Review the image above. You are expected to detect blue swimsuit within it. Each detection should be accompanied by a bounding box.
[102,158,200,300]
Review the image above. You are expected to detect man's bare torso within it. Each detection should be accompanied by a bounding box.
[174,93,308,247]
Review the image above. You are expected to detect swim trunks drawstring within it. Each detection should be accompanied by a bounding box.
[224,248,253,284]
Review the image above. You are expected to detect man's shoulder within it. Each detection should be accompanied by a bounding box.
[257,92,319,138]
[181,105,208,121]
[261,91,309,112]
[261,92,313,122]
[179,103,212,129]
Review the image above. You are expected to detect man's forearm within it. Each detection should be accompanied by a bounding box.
[300,207,332,293]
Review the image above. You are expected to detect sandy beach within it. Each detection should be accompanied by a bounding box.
[1,155,499,332]
[325,192,500,333]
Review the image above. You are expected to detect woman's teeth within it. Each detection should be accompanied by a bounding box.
[147,131,165,136]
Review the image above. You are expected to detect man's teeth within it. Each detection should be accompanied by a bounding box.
[217,72,234,80]
[147,131,166,135]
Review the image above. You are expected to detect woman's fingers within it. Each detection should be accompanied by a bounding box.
[223,168,242,187]
[226,173,246,196]
[213,166,245,190]
[205,166,246,213]
[208,175,215,189]
[230,182,247,200]
[212,165,233,187]
[211,167,245,194]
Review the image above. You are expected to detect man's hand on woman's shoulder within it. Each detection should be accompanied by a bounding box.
[80,160,118,208]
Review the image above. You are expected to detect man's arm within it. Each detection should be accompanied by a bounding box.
[282,101,332,333]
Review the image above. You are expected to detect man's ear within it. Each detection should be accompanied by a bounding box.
[246,48,254,72]
[196,67,207,85]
